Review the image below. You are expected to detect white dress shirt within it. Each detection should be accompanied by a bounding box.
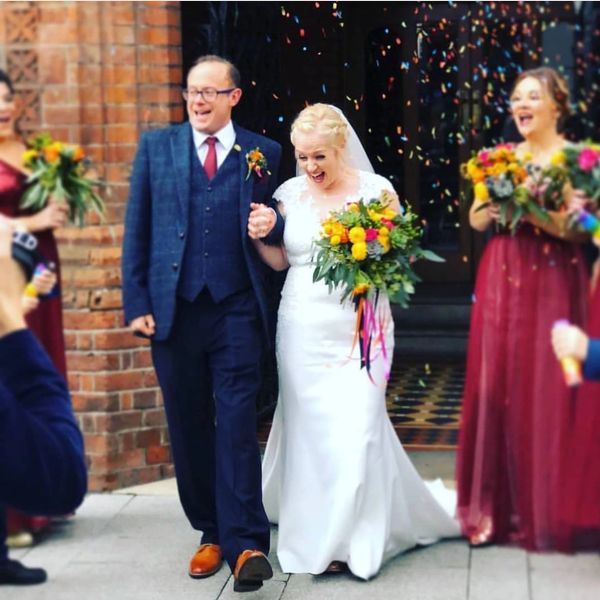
[192,121,236,169]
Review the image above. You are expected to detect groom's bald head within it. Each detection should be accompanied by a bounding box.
[188,55,241,89]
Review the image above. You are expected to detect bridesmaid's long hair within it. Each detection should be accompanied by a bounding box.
[0,69,15,94]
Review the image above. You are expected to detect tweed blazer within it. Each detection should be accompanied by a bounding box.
[121,122,283,341]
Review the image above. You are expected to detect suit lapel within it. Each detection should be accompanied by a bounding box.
[234,125,255,235]
[170,124,193,223]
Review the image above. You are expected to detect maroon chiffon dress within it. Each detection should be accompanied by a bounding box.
[0,159,67,536]
[557,278,600,551]
[456,223,588,551]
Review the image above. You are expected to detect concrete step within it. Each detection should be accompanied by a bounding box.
[392,302,472,329]
[394,328,468,358]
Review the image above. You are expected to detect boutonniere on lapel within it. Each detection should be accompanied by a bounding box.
[244,147,270,181]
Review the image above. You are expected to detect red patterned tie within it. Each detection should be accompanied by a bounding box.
[203,136,217,180]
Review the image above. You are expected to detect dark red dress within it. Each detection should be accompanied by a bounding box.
[0,159,67,535]
[557,280,600,551]
[457,224,588,551]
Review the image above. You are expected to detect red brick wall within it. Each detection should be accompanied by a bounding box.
[0,1,184,490]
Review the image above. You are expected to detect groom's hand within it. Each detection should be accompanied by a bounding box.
[130,314,156,338]
[248,203,276,240]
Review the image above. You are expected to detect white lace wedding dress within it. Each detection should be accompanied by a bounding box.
[261,171,460,580]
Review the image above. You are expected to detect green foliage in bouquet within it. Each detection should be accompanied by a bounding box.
[557,142,600,204]
[21,133,105,226]
[312,191,443,307]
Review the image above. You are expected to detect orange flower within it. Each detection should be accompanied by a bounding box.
[353,282,370,296]
[43,142,63,163]
[72,145,85,162]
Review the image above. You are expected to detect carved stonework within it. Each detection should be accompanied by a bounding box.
[3,1,40,135]
[16,87,41,134]
[5,2,38,44]
[6,48,38,85]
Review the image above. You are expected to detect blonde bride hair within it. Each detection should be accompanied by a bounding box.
[290,103,348,151]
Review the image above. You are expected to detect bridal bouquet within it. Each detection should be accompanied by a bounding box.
[313,191,442,380]
[21,133,105,226]
[462,143,549,231]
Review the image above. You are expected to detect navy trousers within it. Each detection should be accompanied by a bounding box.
[0,506,8,563]
[151,289,269,569]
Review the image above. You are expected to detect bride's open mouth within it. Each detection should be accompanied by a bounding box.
[310,172,325,184]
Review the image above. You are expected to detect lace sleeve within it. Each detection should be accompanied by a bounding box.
[273,176,305,214]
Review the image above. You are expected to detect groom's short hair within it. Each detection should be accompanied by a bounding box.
[188,55,241,89]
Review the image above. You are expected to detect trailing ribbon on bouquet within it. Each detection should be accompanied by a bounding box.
[350,291,391,384]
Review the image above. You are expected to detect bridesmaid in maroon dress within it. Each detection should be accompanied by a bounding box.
[551,192,600,552]
[456,68,589,551]
[0,70,69,543]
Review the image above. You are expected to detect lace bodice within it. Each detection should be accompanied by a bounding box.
[273,170,396,267]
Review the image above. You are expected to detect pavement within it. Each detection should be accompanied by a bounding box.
[5,452,600,600]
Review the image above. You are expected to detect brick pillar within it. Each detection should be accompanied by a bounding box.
[0,1,184,490]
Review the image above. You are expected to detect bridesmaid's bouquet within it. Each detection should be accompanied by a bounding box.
[552,142,600,204]
[461,143,549,232]
[313,191,442,380]
[21,133,105,226]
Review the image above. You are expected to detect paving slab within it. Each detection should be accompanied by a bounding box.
[3,472,599,600]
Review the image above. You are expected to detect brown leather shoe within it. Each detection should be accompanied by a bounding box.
[233,550,273,593]
[188,544,223,579]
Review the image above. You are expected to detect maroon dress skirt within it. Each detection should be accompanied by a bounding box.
[456,223,588,551]
[0,159,67,535]
[557,279,600,551]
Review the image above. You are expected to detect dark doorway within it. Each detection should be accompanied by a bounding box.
[180,1,600,361]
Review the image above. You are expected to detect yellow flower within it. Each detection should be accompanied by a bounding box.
[367,209,383,222]
[378,235,391,253]
[474,182,489,202]
[550,151,566,167]
[488,162,507,177]
[466,160,485,183]
[331,222,345,237]
[378,226,390,237]
[382,208,397,220]
[348,226,366,243]
[322,221,334,236]
[347,203,360,213]
[330,234,341,246]
[351,242,367,261]
[22,149,38,165]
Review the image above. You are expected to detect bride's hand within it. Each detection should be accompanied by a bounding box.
[248,202,276,239]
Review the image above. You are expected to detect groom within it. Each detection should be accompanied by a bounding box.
[122,55,282,593]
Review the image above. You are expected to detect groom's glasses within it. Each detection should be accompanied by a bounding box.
[182,87,236,102]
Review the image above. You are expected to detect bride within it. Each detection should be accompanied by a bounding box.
[250,103,459,580]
